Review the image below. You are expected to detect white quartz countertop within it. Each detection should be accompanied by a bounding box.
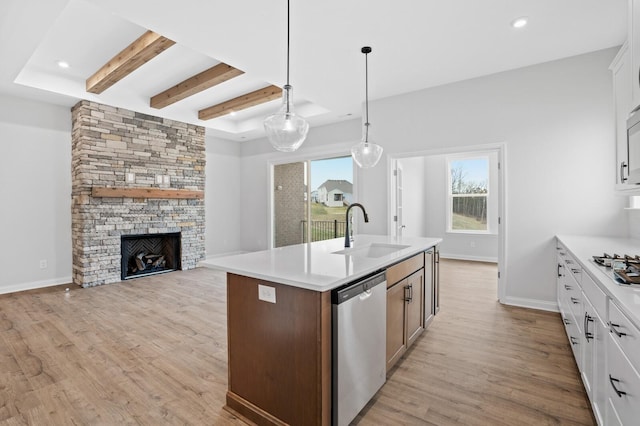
[200,234,442,292]
[556,235,640,330]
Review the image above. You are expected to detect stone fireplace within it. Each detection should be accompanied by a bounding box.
[71,101,205,287]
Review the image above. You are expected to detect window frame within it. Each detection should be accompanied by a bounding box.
[446,154,490,235]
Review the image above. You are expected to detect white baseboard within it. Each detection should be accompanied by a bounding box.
[500,296,559,313]
[0,276,73,295]
[439,253,498,263]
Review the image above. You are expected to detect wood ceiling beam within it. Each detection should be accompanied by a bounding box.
[150,63,245,109]
[198,85,282,120]
[86,30,176,94]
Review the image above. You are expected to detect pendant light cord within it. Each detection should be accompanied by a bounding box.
[286,0,290,87]
[284,0,291,114]
[363,47,371,143]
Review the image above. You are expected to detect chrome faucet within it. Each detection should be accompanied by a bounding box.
[344,203,369,247]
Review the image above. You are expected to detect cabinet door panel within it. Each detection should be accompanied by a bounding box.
[424,252,434,327]
[406,269,424,346]
[386,280,407,369]
[606,334,640,426]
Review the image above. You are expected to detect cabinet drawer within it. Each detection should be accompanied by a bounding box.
[609,300,640,373]
[606,332,640,426]
[386,252,424,288]
[581,271,607,319]
[565,258,582,285]
[565,310,582,367]
[563,284,583,331]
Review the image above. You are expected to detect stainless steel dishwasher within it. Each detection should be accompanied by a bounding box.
[332,271,387,426]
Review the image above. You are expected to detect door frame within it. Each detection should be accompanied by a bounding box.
[387,142,507,303]
[267,149,355,249]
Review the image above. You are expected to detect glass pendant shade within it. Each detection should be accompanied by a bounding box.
[351,123,383,168]
[264,85,309,152]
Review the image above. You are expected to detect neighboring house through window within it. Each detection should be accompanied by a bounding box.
[317,179,352,207]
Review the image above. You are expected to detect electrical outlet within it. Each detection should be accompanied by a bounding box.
[39,260,47,269]
[258,284,276,304]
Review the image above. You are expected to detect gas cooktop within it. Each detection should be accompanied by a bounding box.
[592,253,640,285]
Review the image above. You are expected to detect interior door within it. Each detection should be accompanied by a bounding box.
[395,163,404,237]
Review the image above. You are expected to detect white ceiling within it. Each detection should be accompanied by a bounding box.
[0,0,628,141]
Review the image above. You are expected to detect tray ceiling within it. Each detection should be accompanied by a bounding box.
[5,0,628,141]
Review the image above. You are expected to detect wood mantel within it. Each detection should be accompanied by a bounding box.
[91,187,204,200]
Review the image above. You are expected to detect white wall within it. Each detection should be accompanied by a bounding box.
[205,136,243,257]
[0,95,72,293]
[238,48,628,309]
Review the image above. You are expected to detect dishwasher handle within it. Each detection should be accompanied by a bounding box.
[332,271,386,305]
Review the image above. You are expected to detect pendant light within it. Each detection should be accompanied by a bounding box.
[351,46,383,168]
[264,0,309,152]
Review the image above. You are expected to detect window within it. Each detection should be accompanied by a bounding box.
[448,156,489,233]
[273,156,353,247]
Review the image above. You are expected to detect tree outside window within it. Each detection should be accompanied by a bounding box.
[448,157,489,232]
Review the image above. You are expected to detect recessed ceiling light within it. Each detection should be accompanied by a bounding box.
[56,60,70,69]
[229,111,237,117]
[511,17,528,29]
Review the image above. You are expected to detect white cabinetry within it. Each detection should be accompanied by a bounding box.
[631,0,640,109]
[581,274,608,424]
[606,300,640,426]
[611,43,632,186]
[556,242,606,425]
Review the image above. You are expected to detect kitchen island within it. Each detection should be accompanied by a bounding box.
[201,234,441,426]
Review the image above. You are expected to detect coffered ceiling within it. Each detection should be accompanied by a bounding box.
[0,0,628,141]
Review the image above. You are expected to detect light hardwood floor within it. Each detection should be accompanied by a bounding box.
[0,260,594,425]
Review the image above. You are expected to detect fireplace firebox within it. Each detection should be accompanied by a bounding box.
[121,233,181,280]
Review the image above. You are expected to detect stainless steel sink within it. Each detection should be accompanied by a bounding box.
[332,243,410,258]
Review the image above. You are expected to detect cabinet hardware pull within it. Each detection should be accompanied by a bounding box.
[571,268,580,274]
[404,285,412,303]
[609,322,627,338]
[563,318,570,325]
[609,375,627,397]
[621,161,628,183]
[557,264,562,277]
[570,297,579,304]
[570,336,578,345]
[584,313,593,341]
[564,284,571,290]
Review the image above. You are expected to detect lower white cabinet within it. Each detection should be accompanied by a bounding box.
[582,296,607,424]
[557,236,640,426]
[556,241,606,425]
[606,330,640,426]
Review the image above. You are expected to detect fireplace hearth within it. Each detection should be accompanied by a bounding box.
[121,233,181,280]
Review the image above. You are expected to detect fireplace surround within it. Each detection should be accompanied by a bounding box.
[71,101,205,287]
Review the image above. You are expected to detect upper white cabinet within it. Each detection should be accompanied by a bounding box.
[611,43,631,186]
[631,0,640,109]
